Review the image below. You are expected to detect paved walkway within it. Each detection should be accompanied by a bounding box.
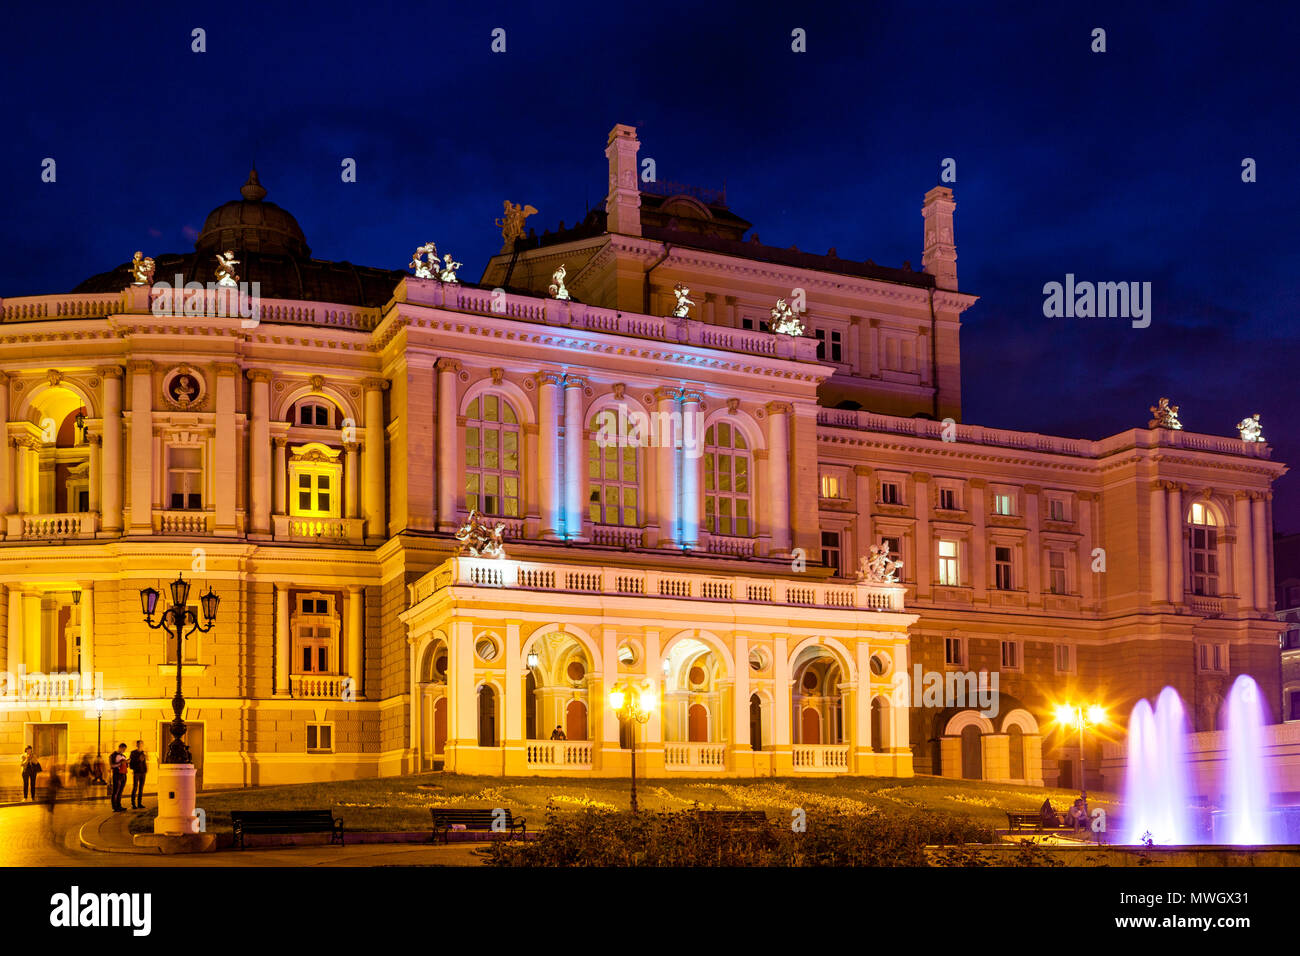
[0,801,488,867]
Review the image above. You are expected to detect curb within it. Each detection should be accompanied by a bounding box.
[78,812,163,855]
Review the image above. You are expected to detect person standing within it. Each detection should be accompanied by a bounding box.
[128,740,148,809]
[20,746,41,801]
[108,743,128,811]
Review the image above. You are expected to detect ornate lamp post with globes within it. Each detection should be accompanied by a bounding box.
[139,573,219,835]
[1055,701,1107,817]
[608,680,655,813]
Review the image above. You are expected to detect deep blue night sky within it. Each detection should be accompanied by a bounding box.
[3,1,1297,528]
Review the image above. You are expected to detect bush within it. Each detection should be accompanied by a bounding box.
[482,804,996,867]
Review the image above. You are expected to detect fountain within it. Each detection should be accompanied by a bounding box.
[1124,688,1192,844]
[1218,675,1276,844]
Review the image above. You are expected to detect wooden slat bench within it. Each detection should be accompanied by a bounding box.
[231,809,345,849]
[1006,811,1074,834]
[430,808,527,843]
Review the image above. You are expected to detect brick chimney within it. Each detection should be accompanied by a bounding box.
[922,186,958,290]
[605,124,642,237]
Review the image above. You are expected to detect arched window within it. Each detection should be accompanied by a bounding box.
[464,394,520,518]
[1187,502,1219,596]
[293,399,336,428]
[704,422,751,537]
[588,413,638,526]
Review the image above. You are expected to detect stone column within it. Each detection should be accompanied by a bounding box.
[213,364,238,534]
[1025,484,1042,603]
[272,438,287,517]
[889,642,910,750]
[127,361,154,533]
[0,374,10,521]
[733,633,751,750]
[536,371,563,538]
[504,622,522,771]
[1,438,14,520]
[87,436,101,514]
[14,440,30,514]
[1077,492,1095,603]
[765,401,791,554]
[563,375,587,540]
[772,635,792,765]
[451,621,476,761]
[343,442,359,519]
[78,583,93,691]
[363,378,388,539]
[1234,491,1253,607]
[1149,480,1168,603]
[1167,483,1184,604]
[855,644,874,763]
[653,387,680,547]
[913,473,932,599]
[680,390,703,549]
[6,585,23,679]
[1252,493,1269,611]
[99,366,123,532]
[436,359,461,531]
[970,478,988,599]
[247,370,271,535]
[345,586,364,698]
[275,586,290,696]
[854,465,872,561]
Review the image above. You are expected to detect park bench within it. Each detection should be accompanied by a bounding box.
[1006,811,1075,834]
[430,808,527,843]
[695,810,772,828]
[231,809,345,849]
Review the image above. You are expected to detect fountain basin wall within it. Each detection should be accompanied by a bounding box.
[1102,720,1300,803]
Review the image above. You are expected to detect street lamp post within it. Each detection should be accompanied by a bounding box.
[1055,702,1107,815]
[140,573,219,834]
[91,695,106,785]
[609,680,654,813]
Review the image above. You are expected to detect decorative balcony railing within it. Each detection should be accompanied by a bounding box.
[291,675,348,699]
[273,515,366,543]
[410,556,907,613]
[791,744,850,771]
[8,512,98,540]
[663,742,728,770]
[525,740,593,769]
[155,510,213,535]
[591,525,643,548]
[703,533,757,558]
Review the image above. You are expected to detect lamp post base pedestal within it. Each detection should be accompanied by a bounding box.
[153,763,197,835]
[133,831,217,853]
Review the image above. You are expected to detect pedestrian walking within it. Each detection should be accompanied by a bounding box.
[20,745,41,801]
[128,740,148,809]
[108,743,128,811]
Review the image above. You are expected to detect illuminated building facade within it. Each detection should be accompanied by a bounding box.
[0,125,1285,790]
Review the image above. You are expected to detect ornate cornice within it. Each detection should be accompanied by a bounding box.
[127,360,153,373]
[361,377,390,392]
[247,369,272,384]
[534,370,564,388]
[435,358,463,373]
[96,365,124,379]
[765,400,793,415]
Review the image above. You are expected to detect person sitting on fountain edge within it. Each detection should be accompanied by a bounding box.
[1039,798,1061,828]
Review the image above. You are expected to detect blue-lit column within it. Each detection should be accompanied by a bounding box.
[563,374,587,540]
[653,387,680,547]
[537,371,563,538]
[679,389,703,549]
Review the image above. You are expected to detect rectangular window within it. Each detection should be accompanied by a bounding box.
[821,530,843,577]
[163,606,201,664]
[944,636,964,666]
[167,447,203,510]
[938,487,957,511]
[1048,550,1067,594]
[1190,526,1219,596]
[994,546,1013,590]
[1054,643,1075,674]
[1048,497,1067,521]
[993,493,1015,516]
[813,328,845,363]
[938,539,959,586]
[880,481,901,505]
[306,723,333,753]
[1290,694,1300,722]
[1001,640,1019,669]
[820,474,842,499]
[1198,643,1227,672]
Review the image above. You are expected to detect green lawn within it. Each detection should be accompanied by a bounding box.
[131,773,1115,835]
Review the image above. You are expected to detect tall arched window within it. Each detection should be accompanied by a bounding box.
[704,422,751,537]
[464,394,520,517]
[588,413,638,526]
[1187,501,1219,596]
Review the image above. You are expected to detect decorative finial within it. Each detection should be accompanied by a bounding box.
[455,509,507,559]
[858,542,903,584]
[215,251,240,287]
[409,242,438,279]
[1148,397,1182,430]
[495,201,538,251]
[130,251,156,286]
[1236,413,1264,443]
[240,168,267,202]
[439,253,462,283]
[549,263,570,300]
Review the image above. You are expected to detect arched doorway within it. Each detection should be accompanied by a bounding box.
[523,631,592,741]
[801,707,821,744]
[960,725,982,779]
[433,698,447,755]
[688,703,709,742]
[477,685,497,747]
[791,646,845,745]
[418,639,448,769]
[1008,724,1024,779]
[749,694,762,750]
[565,700,587,742]
[871,696,890,750]
[662,636,725,744]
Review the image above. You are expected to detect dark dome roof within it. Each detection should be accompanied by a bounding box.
[72,169,410,307]
[195,169,312,258]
